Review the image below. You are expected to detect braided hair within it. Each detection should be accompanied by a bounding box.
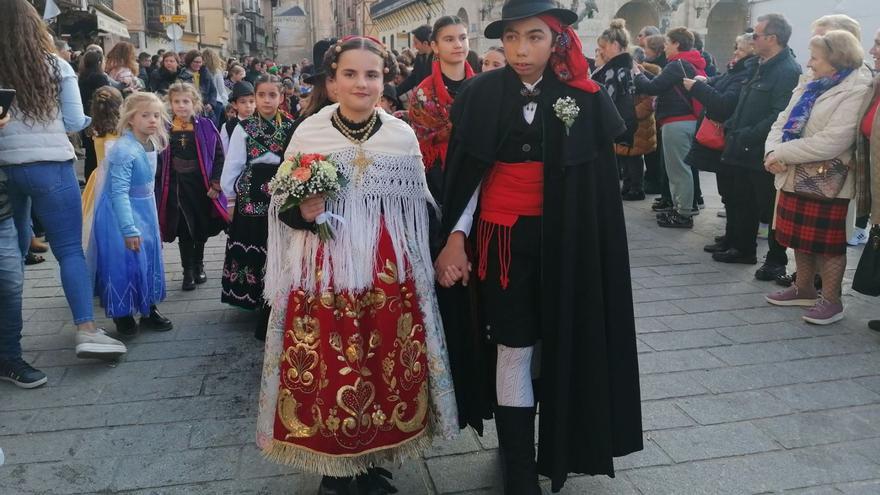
[88,86,123,138]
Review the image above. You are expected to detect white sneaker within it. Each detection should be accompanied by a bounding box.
[75,328,127,360]
[847,227,869,246]
[757,223,769,240]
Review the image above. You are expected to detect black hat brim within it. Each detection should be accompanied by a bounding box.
[303,71,325,85]
[484,8,578,39]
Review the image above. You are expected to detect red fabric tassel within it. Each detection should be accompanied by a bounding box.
[477,161,544,289]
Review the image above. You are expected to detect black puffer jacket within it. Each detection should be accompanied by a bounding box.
[685,55,758,172]
[149,67,179,96]
[592,52,637,145]
[634,50,707,124]
[720,49,802,170]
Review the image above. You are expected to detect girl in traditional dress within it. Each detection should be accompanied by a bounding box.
[157,82,230,291]
[257,36,457,495]
[221,75,294,339]
[86,92,171,336]
[409,15,474,199]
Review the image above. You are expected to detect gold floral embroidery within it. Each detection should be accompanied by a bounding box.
[390,381,428,433]
[278,389,320,438]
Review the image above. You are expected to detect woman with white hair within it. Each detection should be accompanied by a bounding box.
[764,30,873,325]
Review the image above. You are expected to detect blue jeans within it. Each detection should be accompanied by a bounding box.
[0,216,24,360]
[5,161,94,325]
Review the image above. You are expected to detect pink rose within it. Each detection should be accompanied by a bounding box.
[292,167,312,182]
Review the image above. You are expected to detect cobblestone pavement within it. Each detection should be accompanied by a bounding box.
[2,177,880,495]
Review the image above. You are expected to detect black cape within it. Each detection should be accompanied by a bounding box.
[438,66,644,492]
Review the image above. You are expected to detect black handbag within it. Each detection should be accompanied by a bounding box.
[852,225,880,296]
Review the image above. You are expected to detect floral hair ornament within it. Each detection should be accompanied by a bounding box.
[536,14,600,94]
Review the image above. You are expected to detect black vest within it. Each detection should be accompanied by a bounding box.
[497,100,543,163]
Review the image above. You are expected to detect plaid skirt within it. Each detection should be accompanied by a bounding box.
[775,191,849,255]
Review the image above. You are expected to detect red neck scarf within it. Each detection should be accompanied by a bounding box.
[409,59,475,170]
[537,14,599,94]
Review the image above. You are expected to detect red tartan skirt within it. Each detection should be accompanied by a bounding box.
[775,191,849,255]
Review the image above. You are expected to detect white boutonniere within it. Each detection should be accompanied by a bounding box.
[553,97,580,136]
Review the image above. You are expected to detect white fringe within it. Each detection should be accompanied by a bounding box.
[265,149,436,302]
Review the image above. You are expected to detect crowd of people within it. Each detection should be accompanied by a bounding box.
[1,0,880,493]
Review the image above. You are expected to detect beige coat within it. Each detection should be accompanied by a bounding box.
[765,67,873,199]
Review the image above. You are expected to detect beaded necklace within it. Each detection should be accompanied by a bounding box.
[332,109,378,181]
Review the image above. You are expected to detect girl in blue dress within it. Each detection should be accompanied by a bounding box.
[86,92,173,336]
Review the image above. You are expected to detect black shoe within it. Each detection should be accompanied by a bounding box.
[712,248,758,264]
[495,406,541,495]
[140,306,173,332]
[755,261,787,281]
[658,212,693,228]
[869,320,880,332]
[703,241,729,253]
[622,190,646,201]
[194,263,207,285]
[697,197,705,209]
[318,476,354,495]
[651,198,674,212]
[356,467,398,495]
[182,268,196,291]
[113,316,139,336]
[0,357,47,389]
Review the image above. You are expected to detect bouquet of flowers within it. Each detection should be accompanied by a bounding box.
[268,152,348,240]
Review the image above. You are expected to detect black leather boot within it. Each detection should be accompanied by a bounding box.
[179,241,196,291]
[495,406,541,495]
[140,305,173,332]
[113,316,138,336]
[193,241,207,284]
[356,467,398,495]
[317,476,353,495]
[254,306,270,341]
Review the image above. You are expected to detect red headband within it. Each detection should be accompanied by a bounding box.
[537,14,599,94]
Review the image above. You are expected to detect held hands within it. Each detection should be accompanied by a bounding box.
[434,232,472,288]
[694,75,708,83]
[125,236,141,252]
[299,195,325,222]
[207,187,220,200]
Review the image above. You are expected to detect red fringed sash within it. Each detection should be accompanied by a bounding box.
[477,161,544,289]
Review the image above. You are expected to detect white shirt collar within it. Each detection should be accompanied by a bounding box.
[522,76,543,92]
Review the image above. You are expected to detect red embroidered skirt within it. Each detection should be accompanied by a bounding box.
[268,223,430,470]
[775,191,849,255]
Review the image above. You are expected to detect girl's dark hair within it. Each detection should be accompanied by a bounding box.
[78,50,105,78]
[0,0,61,124]
[254,74,283,92]
[431,15,466,42]
[323,37,399,83]
[183,49,202,69]
[467,50,481,74]
[302,79,331,118]
[88,85,123,138]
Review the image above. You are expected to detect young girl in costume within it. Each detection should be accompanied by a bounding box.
[257,36,457,495]
[156,82,230,291]
[409,15,474,198]
[86,92,172,336]
[221,75,294,339]
[82,86,123,231]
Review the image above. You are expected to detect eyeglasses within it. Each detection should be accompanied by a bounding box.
[751,32,774,40]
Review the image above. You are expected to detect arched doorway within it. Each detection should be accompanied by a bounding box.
[706,0,749,70]
[613,1,660,42]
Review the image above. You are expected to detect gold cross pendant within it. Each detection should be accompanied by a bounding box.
[352,147,372,183]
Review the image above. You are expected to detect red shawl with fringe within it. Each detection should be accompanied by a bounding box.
[408,60,474,171]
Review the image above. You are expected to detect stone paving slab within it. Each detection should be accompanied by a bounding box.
[1,176,879,494]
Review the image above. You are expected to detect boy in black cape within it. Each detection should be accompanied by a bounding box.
[434,0,644,492]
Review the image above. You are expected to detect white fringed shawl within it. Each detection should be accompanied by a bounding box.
[264,104,438,302]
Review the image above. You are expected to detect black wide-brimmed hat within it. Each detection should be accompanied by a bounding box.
[229,81,255,102]
[484,0,578,39]
[382,84,403,111]
[303,38,338,85]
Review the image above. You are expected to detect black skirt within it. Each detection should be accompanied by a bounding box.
[165,166,226,242]
[221,162,278,310]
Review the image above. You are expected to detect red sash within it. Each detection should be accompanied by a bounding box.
[477,161,544,289]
